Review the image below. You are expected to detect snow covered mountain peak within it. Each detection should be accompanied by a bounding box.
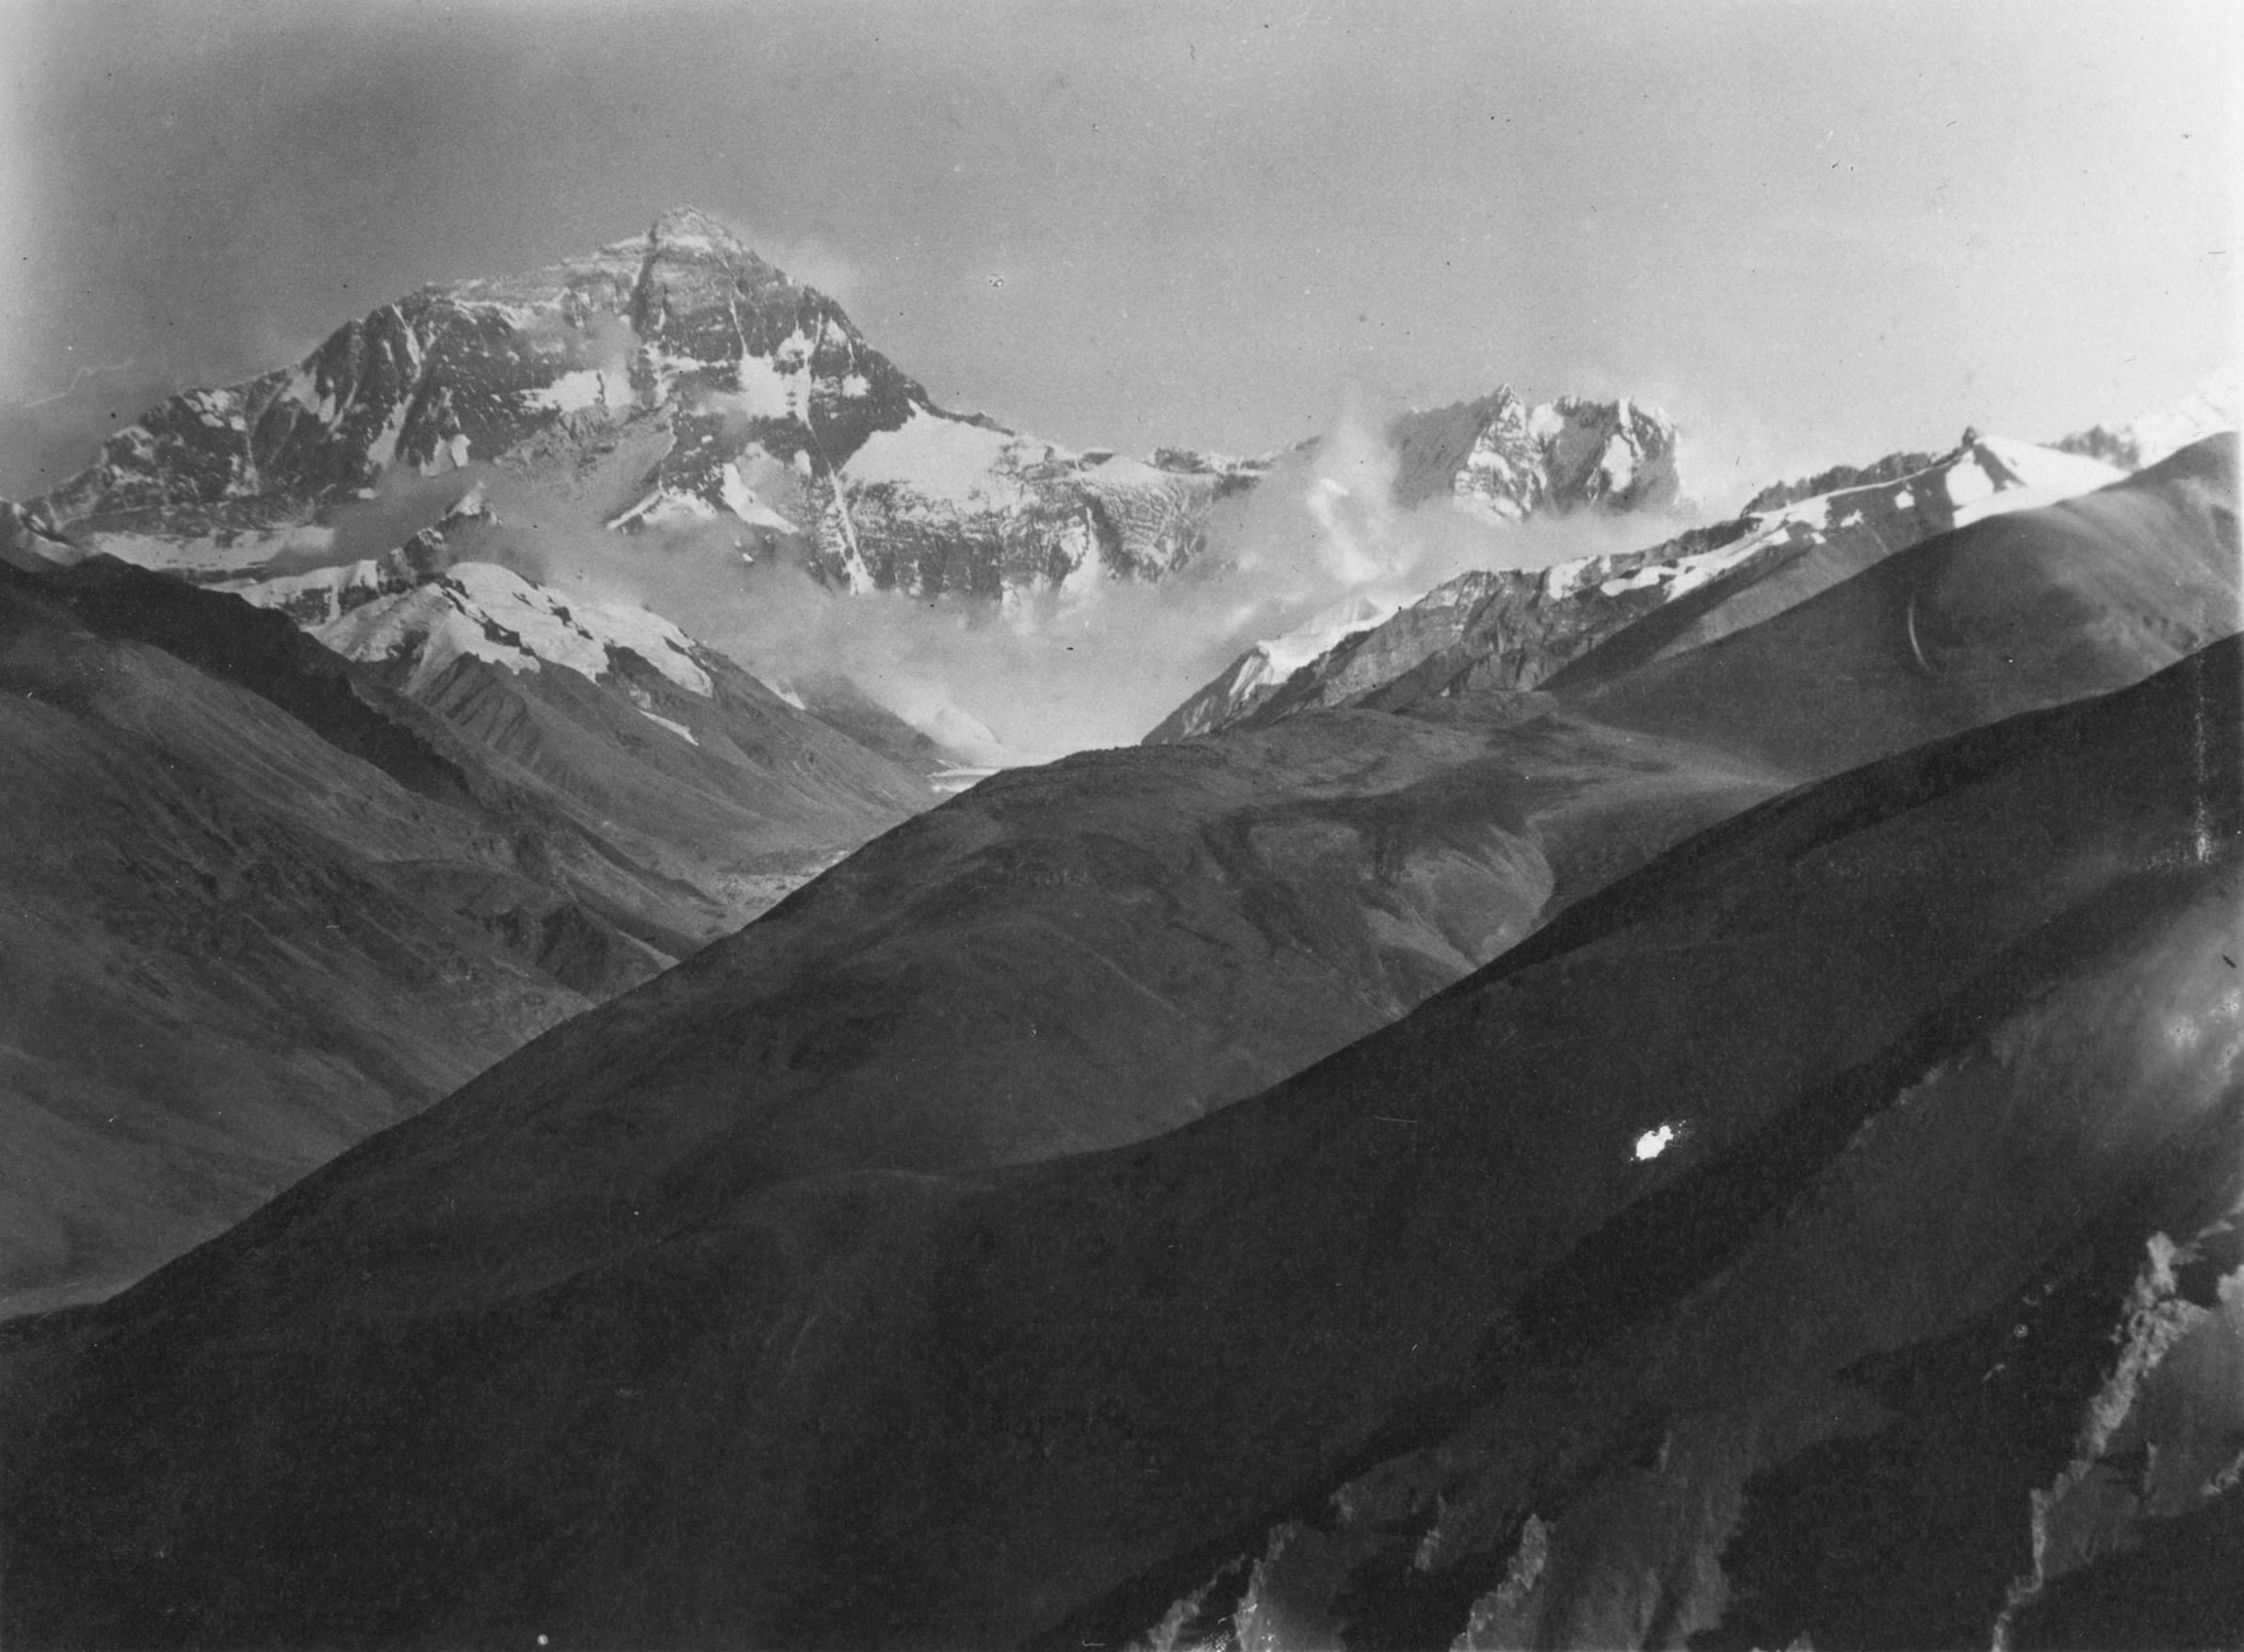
[24,208,1297,606]
[1148,594,1405,741]
[435,204,800,331]
[23,211,1687,619]
[642,205,764,259]
[1388,386,1682,523]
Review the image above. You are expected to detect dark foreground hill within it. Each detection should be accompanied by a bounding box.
[5,623,2240,1648]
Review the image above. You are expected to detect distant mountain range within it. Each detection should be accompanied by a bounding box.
[1146,423,2210,742]
[1,205,2239,1649]
[15,208,1681,608]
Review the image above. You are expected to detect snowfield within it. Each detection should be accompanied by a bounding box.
[1943,437,2123,526]
[317,561,715,697]
[846,411,1045,505]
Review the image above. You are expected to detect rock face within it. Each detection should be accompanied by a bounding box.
[1740,446,1938,513]
[10,209,1691,793]
[1390,387,1681,521]
[17,208,1267,603]
[1147,432,2129,741]
[20,210,1683,620]
[1,435,2234,1650]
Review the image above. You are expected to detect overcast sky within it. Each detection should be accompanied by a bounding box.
[1,0,2236,498]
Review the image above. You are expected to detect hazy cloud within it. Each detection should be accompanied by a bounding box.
[382,388,1703,764]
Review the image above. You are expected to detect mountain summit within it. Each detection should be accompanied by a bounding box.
[19,210,1264,599]
[22,211,1681,608]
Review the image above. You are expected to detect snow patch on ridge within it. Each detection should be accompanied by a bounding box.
[317,561,715,697]
[637,709,700,745]
[2118,368,2240,465]
[846,412,1044,504]
[727,349,802,420]
[1201,594,1404,721]
[281,368,336,425]
[222,558,408,627]
[84,525,337,578]
[317,578,551,693]
[1946,439,2124,526]
[525,369,625,414]
[1260,594,1402,681]
[365,402,412,473]
[720,464,800,532]
[2060,367,2240,471]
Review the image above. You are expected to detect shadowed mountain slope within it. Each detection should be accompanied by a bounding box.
[0,550,931,1314]
[6,634,2238,1650]
[0,565,610,1316]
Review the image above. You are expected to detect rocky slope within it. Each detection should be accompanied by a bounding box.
[6,622,2236,1648]
[1148,431,2128,741]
